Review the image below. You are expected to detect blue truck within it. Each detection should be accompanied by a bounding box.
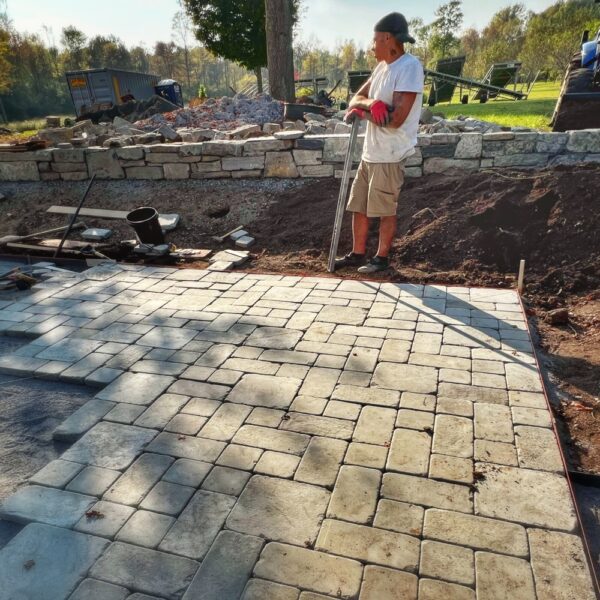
[66,68,184,118]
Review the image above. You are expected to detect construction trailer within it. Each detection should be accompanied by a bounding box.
[66,68,183,118]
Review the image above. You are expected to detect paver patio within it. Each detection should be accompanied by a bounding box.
[0,263,596,599]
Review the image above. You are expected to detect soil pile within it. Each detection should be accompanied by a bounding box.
[249,163,600,300]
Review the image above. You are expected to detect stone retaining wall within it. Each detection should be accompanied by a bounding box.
[1,129,599,182]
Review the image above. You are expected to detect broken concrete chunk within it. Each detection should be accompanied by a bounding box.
[158,124,181,141]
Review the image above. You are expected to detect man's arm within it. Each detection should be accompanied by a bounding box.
[348,80,376,110]
[387,90,417,129]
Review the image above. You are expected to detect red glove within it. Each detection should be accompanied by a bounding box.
[345,107,366,123]
[370,100,390,126]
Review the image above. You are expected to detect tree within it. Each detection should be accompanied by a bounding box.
[61,25,87,70]
[172,0,194,92]
[87,35,131,69]
[521,0,600,76]
[265,0,295,100]
[430,0,464,60]
[153,41,180,79]
[183,0,300,94]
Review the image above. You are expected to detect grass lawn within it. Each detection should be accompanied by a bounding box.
[431,81,561,131]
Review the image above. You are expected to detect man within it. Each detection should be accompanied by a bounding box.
[335,12,424,273]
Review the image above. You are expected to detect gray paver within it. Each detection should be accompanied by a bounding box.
[353,406,396,445]
[116,509,176,548]
[163,458,212,487]
[182,531,264,600]
[0,484,96,527]
[140,481,195,515]
[227,374,301,409]
[159,490,236,559]
[29,459,84,488]
[245,326,302,349]
[74,500,135,538]
[254,451,300,478]
[36,337,102,362]
[419,579,475,600]
[198,403,252,441]
[147,432,226,462]
[226,475,330,545]
[136,326,197,349]
[432,414,473,458]
[62,422,157,470]
[372,363,438,393]
[387,428,431,475]
[202,465,251,495]
[96,372,175,406]
[53,398,115,442]
[90,541,198,600]
[280,412,354,439]
[67,465,121,496]
[514,425,563,472]
[233,425,309,455]
[0,523,108,600]
[295,437,347,487]
[374,499,424,536]
[242,579,299,600]
[69,578,129,600]
[475,552,536,600]
[136,394,189,429]
[420,540,475,585]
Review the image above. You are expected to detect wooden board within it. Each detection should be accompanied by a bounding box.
[47,206,180,231]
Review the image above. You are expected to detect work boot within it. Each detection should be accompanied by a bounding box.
[334,252,365,270]
[358,255,390,273]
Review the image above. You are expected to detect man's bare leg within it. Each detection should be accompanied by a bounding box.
[352,212,369,254]
[377,215,396,257]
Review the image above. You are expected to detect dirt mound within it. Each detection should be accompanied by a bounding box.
[248,164,600,301]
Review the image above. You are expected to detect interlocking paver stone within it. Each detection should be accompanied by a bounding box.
[423,508,528,556]
[36,337,102,362]
[419,540,474,585]
[74,500,135,538]
[140,481,195,515]
[227,475,330,545]
[147,432,225,462]
[245,326,302,349]
[253,542,363,599]
[374,499,423,536]
[0,523,108,600]
[353,406,396,445]
[475,552,536,600]
[233,425,309,455]
[136,327,197,349]
[0,484,96,527]
[528,529,597,600]
[201,465,251,495]
[90,541,199,600]
[474,403,513,442]
[359,565,418,600]
[331,384,399,407]
[254,451,300,477]
[199,403,252,441]
[29,459,84,488]
[514,425,563,472]
[159,490,236,559]
[317,518,419,572]
[60,422,156,470]
[182,530,263,600]
[242,579,299,600]
[387,428,431,475]
[372,363,438,394]
[432,414,473,458]
[474,463,576,531]
[96,372,175,406]
[69,578,129,600]
[295,436,347,487]
[116,509,175,548]
[227,374,301,409]
[382,473,472,513]
[327,465,380,523]
[418,579,475,600]
[280,412,354,439]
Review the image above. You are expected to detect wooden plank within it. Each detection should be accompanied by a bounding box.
[47,206,129,219]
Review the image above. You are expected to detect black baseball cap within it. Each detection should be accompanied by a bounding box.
[374,12,416,44]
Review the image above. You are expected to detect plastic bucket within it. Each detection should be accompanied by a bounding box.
[126,206,164,245]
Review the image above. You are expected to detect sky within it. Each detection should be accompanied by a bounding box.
[7,0,559,51]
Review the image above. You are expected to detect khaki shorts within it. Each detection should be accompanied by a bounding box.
[346,160,405,217]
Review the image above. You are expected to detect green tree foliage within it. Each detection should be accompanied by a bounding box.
[182,0,300,91]
[430,1,464,61]
[521,0,600,76]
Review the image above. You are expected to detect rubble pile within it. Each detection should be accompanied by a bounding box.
[134,94,284,133]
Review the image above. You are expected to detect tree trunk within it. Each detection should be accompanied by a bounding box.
[265,0,295,101]
[255,66,263,94]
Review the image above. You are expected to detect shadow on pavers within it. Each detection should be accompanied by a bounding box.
[0,336,95,548]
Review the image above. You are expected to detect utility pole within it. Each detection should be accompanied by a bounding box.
[265,0,295,101]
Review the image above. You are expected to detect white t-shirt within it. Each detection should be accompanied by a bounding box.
[362,53,424,164]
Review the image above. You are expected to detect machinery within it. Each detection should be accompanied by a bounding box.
[552,22,600,131]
